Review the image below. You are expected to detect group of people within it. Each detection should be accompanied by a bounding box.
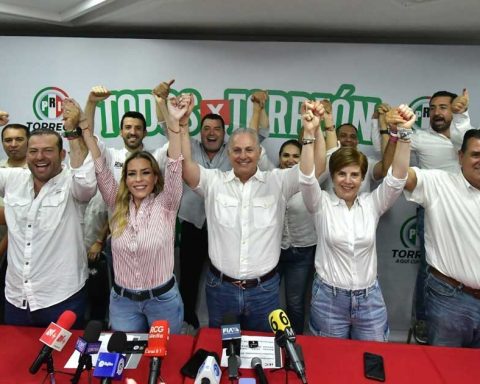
[0,82,478,349]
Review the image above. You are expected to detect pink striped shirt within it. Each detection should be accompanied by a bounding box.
[94,155,183,290]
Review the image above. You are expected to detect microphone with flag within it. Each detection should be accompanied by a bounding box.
[194,355,222,384]
[144,320,170,384]
[29,310,77,375]
[93,331,127,384]
[221,314,241,380]
[71,319,103,384]
[268,309,307,384]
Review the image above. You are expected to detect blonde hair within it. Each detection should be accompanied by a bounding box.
[110,151,164,237]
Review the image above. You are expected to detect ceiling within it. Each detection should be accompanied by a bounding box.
[0,0,478,44]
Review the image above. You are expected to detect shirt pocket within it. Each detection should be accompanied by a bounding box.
[39,189,67,231]
[252,195,277,229]
[214,193,238,228]
[4,195,30,231]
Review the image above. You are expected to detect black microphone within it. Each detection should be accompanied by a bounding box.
[251,357,268,384]
[268,309,307,384]
[29,310,77,374]
[71,320,103,384]
[221,314,241,380]
[93,331,128,384]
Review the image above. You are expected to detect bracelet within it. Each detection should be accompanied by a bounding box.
[388,130,398,138]
[63,127,82,139]
[389,136,398,143]
[379,130,389,135]
[302,138,316,145]
[397,127,413,141]
[167,125,181,134]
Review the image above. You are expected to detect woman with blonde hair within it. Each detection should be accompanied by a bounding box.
[82,96,187,334]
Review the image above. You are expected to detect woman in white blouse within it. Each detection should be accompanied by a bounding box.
[299,100,414,341]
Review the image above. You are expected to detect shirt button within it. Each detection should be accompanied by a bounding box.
[25,262,29,265]
[24,280,28,283]
[27,243,30,246]
[28,225,32,228]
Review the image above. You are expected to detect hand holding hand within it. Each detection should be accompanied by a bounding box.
[397,104,416,130]
[0,111,9,126]
[63,98,90,136]
[88,85,111,103]
[251,90,268,108]
[167,94,192,122]
[451,88,469,114]
[302,100,323,135]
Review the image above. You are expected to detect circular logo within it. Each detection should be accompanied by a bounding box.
[32,87,69,120]
[400,216,418,248]
[116,358,125,375]
[409,96,431,131]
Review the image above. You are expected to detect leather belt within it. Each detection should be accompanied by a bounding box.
[209,264,277,289]
[113,277,175,302]
[429,266,480,300]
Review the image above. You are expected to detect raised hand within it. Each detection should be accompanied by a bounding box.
[397,104,416,130]
[302,100,324,135]
[251,90,268,108]
[451,88,469,114]
[320,99,334,128]
[153,79,175,101]
[63,98,90,135]
[88,85,111,103]
[0,111,9,126]
[385,108,407,131]
[167,94,191,122]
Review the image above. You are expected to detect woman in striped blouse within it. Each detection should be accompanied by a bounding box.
[82,96,187,334]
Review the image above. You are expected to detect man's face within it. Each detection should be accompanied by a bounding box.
[2,128,28,162]
[337,125,359,148]
[228,133,261,182]
[27,134,65,183]
[429,96,453,133]
[459,137,480,190]
[200,118,225,155]
[120,117,146,151]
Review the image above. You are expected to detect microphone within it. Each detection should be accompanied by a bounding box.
[251,357,268,384]
[93,331,127,384]
[194,355,222,384]
[144,320,170,384]
[71,320,103,384]
[221,314,241,380]
[268,309,307,384]
[29,310,77,374]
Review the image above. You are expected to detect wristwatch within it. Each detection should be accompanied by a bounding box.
[63,127,82,140]
[397,127,413,141]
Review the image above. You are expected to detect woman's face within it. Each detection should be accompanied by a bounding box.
[125,157,158,207]
[279,144,301,169]
[332,164,363,206]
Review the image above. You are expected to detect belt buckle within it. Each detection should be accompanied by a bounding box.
[232,280,247,290]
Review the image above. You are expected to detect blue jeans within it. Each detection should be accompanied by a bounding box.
[414,206,427,321]
[309,276,389,342]
[278,245,315,334]
[425,271,480,347]
[4,285,87,329]
[109,278,183,334]
[205,270,280,332]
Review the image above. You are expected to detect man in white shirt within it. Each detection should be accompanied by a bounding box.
[181,109,306,331]
[404,128,480,348]
[382,89,473,343]
[0,100,96,327]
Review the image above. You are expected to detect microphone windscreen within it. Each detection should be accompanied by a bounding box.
[108,331,127,353]
[57,310,77,330]
[83,320,103,343]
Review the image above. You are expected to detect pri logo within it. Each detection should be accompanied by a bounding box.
[400,216,418,248]
[33,87,69,120]
[409,96,431,131]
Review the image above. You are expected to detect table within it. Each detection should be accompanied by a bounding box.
[0,325,195,384]
[187,328,480,384]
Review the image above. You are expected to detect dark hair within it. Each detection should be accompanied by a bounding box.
[460,129,480,153]
[336,123,358,135]
[329,147,368,179]
[2,124,30,141]
[28,128,62,152]
[201,113,225,130]
[120,111,147,131]
[430,91,457,105]
[279,139,302,157]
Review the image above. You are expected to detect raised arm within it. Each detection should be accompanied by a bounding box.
[391,104,415,180]
[84,85,111,134]
[380,107,408,177]
[249,90,268,134]
[153,79,175,125]
[62,98,89,167]
[300,100,324,176]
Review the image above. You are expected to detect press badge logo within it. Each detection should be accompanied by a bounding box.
[409,96,431,131]
[392,216,421,264]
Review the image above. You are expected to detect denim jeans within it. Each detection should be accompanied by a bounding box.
[413,206,427,321]
[278,245,315,334]
[425,271,480,347]
[205,270,280,332]
[309,276,389,341]
[4,285,87,329]
[109,278,183,334]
